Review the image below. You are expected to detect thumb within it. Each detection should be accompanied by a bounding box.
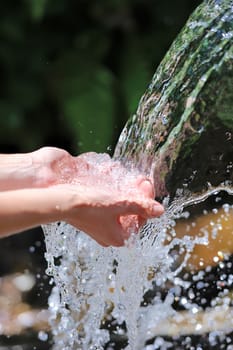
[137,179,155,199]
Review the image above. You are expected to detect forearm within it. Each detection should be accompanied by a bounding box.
[0,147,76,192]
[0,188,61,237]
[0,153,36,191]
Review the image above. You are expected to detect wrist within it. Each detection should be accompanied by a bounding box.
[44,184,87,224]
[0,187,64,237]
[31,147,76,188]
[0,153,37,191]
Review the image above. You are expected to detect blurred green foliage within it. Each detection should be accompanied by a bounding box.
[0,0,201,154]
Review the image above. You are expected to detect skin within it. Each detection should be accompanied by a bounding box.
[0,147,164,247]
[0,147,76,190]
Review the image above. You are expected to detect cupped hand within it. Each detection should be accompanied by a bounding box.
[51,182,164,247]
[49,151,164,246]
[68,152,160,245]
[31,147,76,187]
[32,150,164,246]
[73,152,155,196]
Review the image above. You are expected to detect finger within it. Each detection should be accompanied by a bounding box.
[149,200,165,217]
[92,236,110,247]
[118,215,139,241]
[137,178,155,198]
[137,215,147,228]
[88,223,125,247]
[68,216,125,247]
[118,214,151,242]
[115,199,164,219]
[83,229,110,247]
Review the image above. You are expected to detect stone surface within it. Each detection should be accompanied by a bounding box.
[115,0,233,200]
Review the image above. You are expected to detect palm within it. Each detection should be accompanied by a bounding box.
[32,147,76,186]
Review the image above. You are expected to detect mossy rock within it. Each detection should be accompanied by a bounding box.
[115,0,233,199]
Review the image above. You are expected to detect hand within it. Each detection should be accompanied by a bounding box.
[31,147,76,187]
[73,152,155,196]
[49,153,164,246]
[52,181,164,247]
[0,151,164,244]
[0,147,76,191]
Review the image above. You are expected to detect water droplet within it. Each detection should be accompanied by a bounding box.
[38,331,48,342]
[161,115,168,125]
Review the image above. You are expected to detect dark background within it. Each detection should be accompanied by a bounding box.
[0,0,201,155]
[0,0,202,338]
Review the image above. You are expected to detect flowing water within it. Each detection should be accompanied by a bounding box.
[43,0,233,349]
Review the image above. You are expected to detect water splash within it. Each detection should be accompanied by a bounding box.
[43,0,233,348]
[43,189,233,349]
[115,0,233,200]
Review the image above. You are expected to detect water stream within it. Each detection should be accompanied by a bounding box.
[43,0,233,349]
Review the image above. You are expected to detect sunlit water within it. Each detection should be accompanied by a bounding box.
[42,0,233,348]
[43,186,233,350]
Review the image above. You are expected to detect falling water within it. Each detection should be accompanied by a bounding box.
[43,0,233,349]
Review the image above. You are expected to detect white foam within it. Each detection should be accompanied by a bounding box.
[43,173,233,349]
